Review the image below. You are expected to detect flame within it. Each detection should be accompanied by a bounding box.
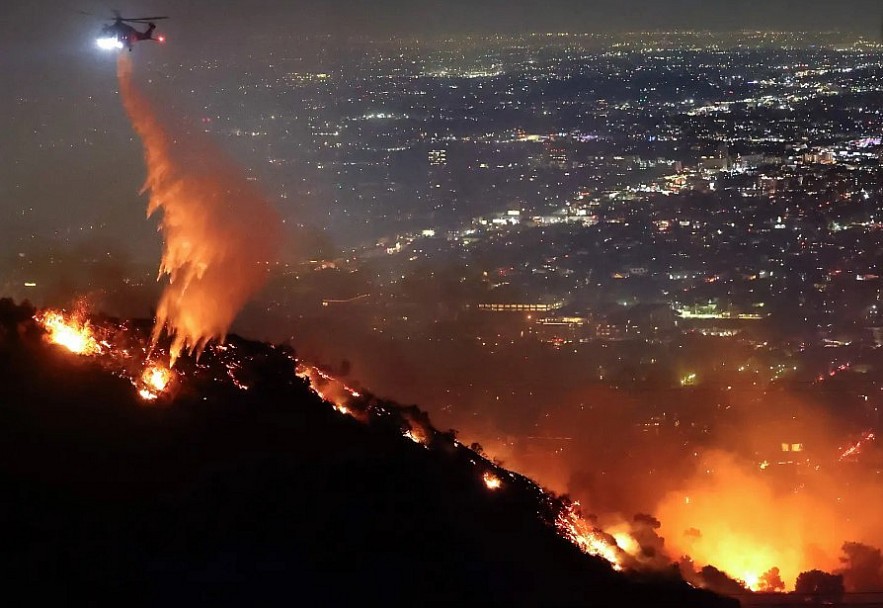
[296,361,631,573]
[404,427,428,445]
[36,308,181,402]
[36,311,102,355]
[116,55,281,366]
[555,502,624,570]
[296,364,362,415]
[742,572,760,592]
[657,451,846,590]
[35,309,867,589]
[33,317,641,577]
[839,430,876,462]
[611,530,640,556]
[137,363,173,401]
[33,306,883,591]
[483,471,502,490]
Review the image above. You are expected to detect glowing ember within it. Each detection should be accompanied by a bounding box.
[839,430,876,462]
[483,471,502,490]
[36,311,102,356]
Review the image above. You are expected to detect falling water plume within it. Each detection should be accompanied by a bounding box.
[116,55,281,365]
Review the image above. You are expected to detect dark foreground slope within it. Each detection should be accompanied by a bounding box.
[0,300,735,607]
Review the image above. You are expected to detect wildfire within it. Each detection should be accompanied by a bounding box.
[137,363,173,401]
[611,531,640,556]
[35,308,179,403]
[742,572,760,592]
[296,364,362,415]
[555,502,625,571]
[404,427,428,445]
[296,362,638,574]
[656,450,849,591]
[42,308,860,593]
[838,430,876,462]
[35,308,645,580]
[483,471,502,490]
[37,311,102,356]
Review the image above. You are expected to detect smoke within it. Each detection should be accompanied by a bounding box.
[116,56,281,364]
[655,450,842,588]
[295,317,883,591]
[838,542,883,591]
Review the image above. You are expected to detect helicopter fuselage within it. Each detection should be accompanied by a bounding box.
[99,20,156,51]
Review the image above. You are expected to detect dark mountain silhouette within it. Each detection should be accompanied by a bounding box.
[0,298,736,607]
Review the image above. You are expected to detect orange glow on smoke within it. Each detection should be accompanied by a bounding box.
[117,55,280,365]
[37,310,102,356]
[656,451,849,590]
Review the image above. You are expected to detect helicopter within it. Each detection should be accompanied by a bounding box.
[89,11,169,51]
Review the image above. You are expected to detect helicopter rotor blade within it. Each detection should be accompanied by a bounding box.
[119,16,169,22]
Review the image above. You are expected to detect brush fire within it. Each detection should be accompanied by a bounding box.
[23,45,883,607]
[137,363,173,401]
[32,305,883,600]
[36,310,103,356]
[33,306,640,574]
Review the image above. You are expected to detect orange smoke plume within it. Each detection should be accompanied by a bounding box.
[656,450,858,590]
[116,55,281,364]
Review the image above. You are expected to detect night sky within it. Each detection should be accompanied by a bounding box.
[1,0,880,46]
[1,0,880,260]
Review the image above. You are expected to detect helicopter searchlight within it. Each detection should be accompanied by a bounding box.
[96,37,124,51]
[83,10,169,52]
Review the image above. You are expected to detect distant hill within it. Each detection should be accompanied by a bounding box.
[0,299,736,607]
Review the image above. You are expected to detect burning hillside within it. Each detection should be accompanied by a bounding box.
[0,298,734,606]
[21,303,883,605]
[32,305,636,569]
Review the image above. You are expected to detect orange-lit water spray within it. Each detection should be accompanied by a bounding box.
[116,55,281,365]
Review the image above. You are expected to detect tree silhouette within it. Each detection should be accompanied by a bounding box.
[758,567,785,592]
[795,569,845,604]
[838,542,883,591]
